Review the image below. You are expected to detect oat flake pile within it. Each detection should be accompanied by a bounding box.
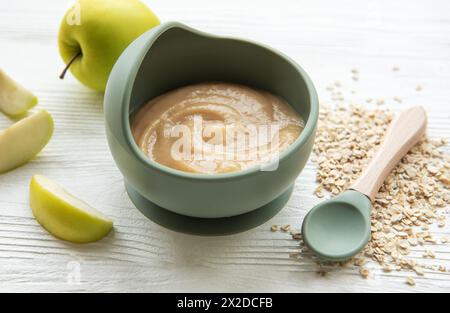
[273,103,450,286]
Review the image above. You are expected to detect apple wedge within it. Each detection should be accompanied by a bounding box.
[30,175,113,243]
[0,69,38,116]
[0,110,53,173]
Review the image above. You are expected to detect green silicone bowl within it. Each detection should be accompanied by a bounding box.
[104,22,318,225]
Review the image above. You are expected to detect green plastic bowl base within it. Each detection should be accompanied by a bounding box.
[125,181,294,236]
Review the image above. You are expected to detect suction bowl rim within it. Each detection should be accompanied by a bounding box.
[106,21,319,181]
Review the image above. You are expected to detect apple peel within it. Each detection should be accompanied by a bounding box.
[30,175,113,243]
[0,109,53,173]
[0,69,38,116]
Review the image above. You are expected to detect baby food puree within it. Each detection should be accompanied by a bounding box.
[131,82,304,174]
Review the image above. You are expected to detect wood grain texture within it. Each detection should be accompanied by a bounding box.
[0,0,449,292]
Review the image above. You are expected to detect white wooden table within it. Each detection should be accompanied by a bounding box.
[0,0,449,292]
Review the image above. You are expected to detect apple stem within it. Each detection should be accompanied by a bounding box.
[59,51,81,79]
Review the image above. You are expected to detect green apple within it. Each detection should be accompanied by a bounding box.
[0,110,53,173]
[30,175,113,243]
[58,0,160,91]
[0,69,38,116]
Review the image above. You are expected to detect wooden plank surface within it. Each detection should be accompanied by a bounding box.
[0,0,449,292]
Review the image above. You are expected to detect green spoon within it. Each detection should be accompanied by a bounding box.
[302,106,427,261]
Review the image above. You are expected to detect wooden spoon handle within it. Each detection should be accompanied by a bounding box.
[351,106,427,201]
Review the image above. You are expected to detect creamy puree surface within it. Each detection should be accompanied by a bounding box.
[131,82,304,174]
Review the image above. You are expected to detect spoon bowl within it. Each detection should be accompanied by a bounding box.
[302,190,372,261]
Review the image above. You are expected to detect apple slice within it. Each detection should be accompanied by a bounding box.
[30,175,113,243]
[0,69,38,116]
[0,109,54,173]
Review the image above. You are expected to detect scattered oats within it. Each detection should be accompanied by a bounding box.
[398,241,410,250]
[317,270,327,277]
[393,224,404,232]
[351,68,359,75]
[270,225,278,232]
[352,76,359,81]
[343,163,353,174]
[439,173,450,185]
[311,105,450,278]
[366,98,373,103]
[406,167,417,178]
[416,85,423,92]
[354,258,366,266]
[359,267,370,278]
[314,185,325,198]
[391,214,403,223]
[438,266,447,272]
[426,164,440,174]
[425,236,437,244]
[276,95,450,283]
[351,90,356,94]
[334,81,342,87]
[406,277,415,286]
[414,267,425,276]
[392,65,400,72]
[281,224,291,232]
[423,250,436,258]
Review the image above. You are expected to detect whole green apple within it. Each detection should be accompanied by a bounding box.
[58,0,160,91]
